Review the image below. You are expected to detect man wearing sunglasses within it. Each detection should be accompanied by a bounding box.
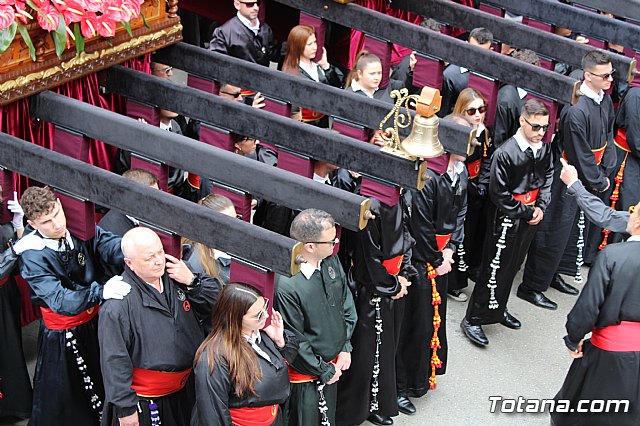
[209,0,277,67]
[462,99,554,347]
[521,50,617,311]
[274,209,356,426]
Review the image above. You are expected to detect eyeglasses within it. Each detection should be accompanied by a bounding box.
[220,90,243,99]
[586,68,616,80]
[240,137,257,143]
[238,0,260,7]
[306,237,339,247]
[630,205,637,214]
[523,117,550,133]
[464,105,487,116]
[256,298,269,321]
[153,66,173,75]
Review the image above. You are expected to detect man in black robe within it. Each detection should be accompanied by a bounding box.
[99,227,221,426]
[438,28,494,117]
[17,186,130,426]
[336,194,416,426]
[396,150,467,409]
[209,0,277,67]
[461,99,553,346]
[520,51,617,310]
[551,200,640,426]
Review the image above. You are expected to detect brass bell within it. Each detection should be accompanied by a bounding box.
[401,113,445,158]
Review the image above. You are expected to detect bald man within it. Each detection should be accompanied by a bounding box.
[99,227,222,426]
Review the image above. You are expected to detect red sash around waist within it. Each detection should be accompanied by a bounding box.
[131,367,192,398]
[466,158,481,180]
[288,367,317,383]
[0,276,8,287]
[590,321,640,352]
[229,404,279,426]
[614,128,630,152]
[513,188,539,206]
[382,255,403,276]
[436,233,452,252]
[301,108,326,122]
[562,143,607,165]
[187,173,201,189]
[40,305,99,330]
[241,89,257,97]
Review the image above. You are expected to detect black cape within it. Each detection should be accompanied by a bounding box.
[209,16,277,66]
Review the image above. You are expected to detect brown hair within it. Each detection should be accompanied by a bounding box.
[344,50,382,89]
[452,88,487,116]
[123,168,158,187]
[182,194,234,278]
[582,50,611,71]
[521,99,549,118]
[20,186,56,221]
[194,283,263,397]
[282,25,315,76]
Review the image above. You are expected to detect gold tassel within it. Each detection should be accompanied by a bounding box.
[600,152,628,249]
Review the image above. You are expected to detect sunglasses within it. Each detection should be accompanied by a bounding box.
[153,66,172,75]
[238,0,260,7]
[523,117,550,133]
[256,298,269,321]
[586,69,616,80]
[464,105,487,116]
[220,90,243,98]
[306,237,339,247]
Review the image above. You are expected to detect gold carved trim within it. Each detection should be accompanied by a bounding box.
[0,23,183,104]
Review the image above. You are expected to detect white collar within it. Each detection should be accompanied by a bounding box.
[447,160,465,185]
[145,279,164,294]
[517,87,528,99]
[159,120,172,131]
[460,66,469,74]
[351,80,377,98]
[300,259,322,280]
[213,249,231,260]
[580,81,604,105]
[41,230,75,251]
[236,12,260,35]
[514,128,541,157]
[628,235,640,242]
[313,173,330,184]
[476,123,486,135]
[300,61,320,82]
[243,330,261,345]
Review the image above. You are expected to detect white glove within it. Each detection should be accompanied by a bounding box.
[12,231,45,254]
[102,275,132,300]
[8,192,24,232]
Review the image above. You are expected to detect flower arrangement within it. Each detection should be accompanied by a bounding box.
[0,0,146,60]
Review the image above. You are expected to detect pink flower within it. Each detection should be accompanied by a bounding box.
[83,0,104,13]
[118,0,140,22]
[95,13,115,37]
[59,0,86,23]
[0,5,14,30]
[37,3,60,31]
[79,11,97,37]
[13,1,32,25]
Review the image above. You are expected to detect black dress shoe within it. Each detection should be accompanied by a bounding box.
[367,413,393,425]
[550,274,579,295]
[460,318,489,346]
[397,396,416,415]
[500,310,521,330]
[517,286,558,310]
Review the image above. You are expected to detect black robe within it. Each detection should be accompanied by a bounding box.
[609,86,640,243]
[297,63,344,128]
[523,93,616,292]
[438,64,469,117]
[18,226,124,426]
[336,197,417,425]
[0,224,32,420]
[397,166,466,398]
[494,85,525,148]
[99,266,221,426]
[552,240,640,426]
[209,16,277,66]
[191,330,298,426]
[466,136,553,325]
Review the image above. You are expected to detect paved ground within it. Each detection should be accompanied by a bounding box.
[1,266,585,426]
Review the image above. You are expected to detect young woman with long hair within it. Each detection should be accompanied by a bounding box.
[191,283,298,426]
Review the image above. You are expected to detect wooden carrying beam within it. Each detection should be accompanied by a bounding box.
[482,0,640,52]
[103,66,430,189]
[0,132,302,277]
[392,0,635,83]
[569,0,640,23]
[270,0,580,104]
[30,91,372,232]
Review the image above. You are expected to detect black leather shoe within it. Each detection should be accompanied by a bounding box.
[517,286,558,310]
[500,310,521,330]
[367,414,393,425]
[550,274,579,295]
[460,318,489,346]
[397,396,416,415]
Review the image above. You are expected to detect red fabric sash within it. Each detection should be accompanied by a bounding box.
[288,367,317,383]
[187,173,201,189]
[590,321,640,352]
[229,404,279,426]
[513,188,540,206]
[382,255,403,276]
[614,128,630,152]
[301,108,325,122]
[241,89,257,97]
[0,276,8,287]
[40,305,99,330]
[131,368,192,398]
[466,158,481,180]
[436,233,452,252]
[562,143,607,165]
